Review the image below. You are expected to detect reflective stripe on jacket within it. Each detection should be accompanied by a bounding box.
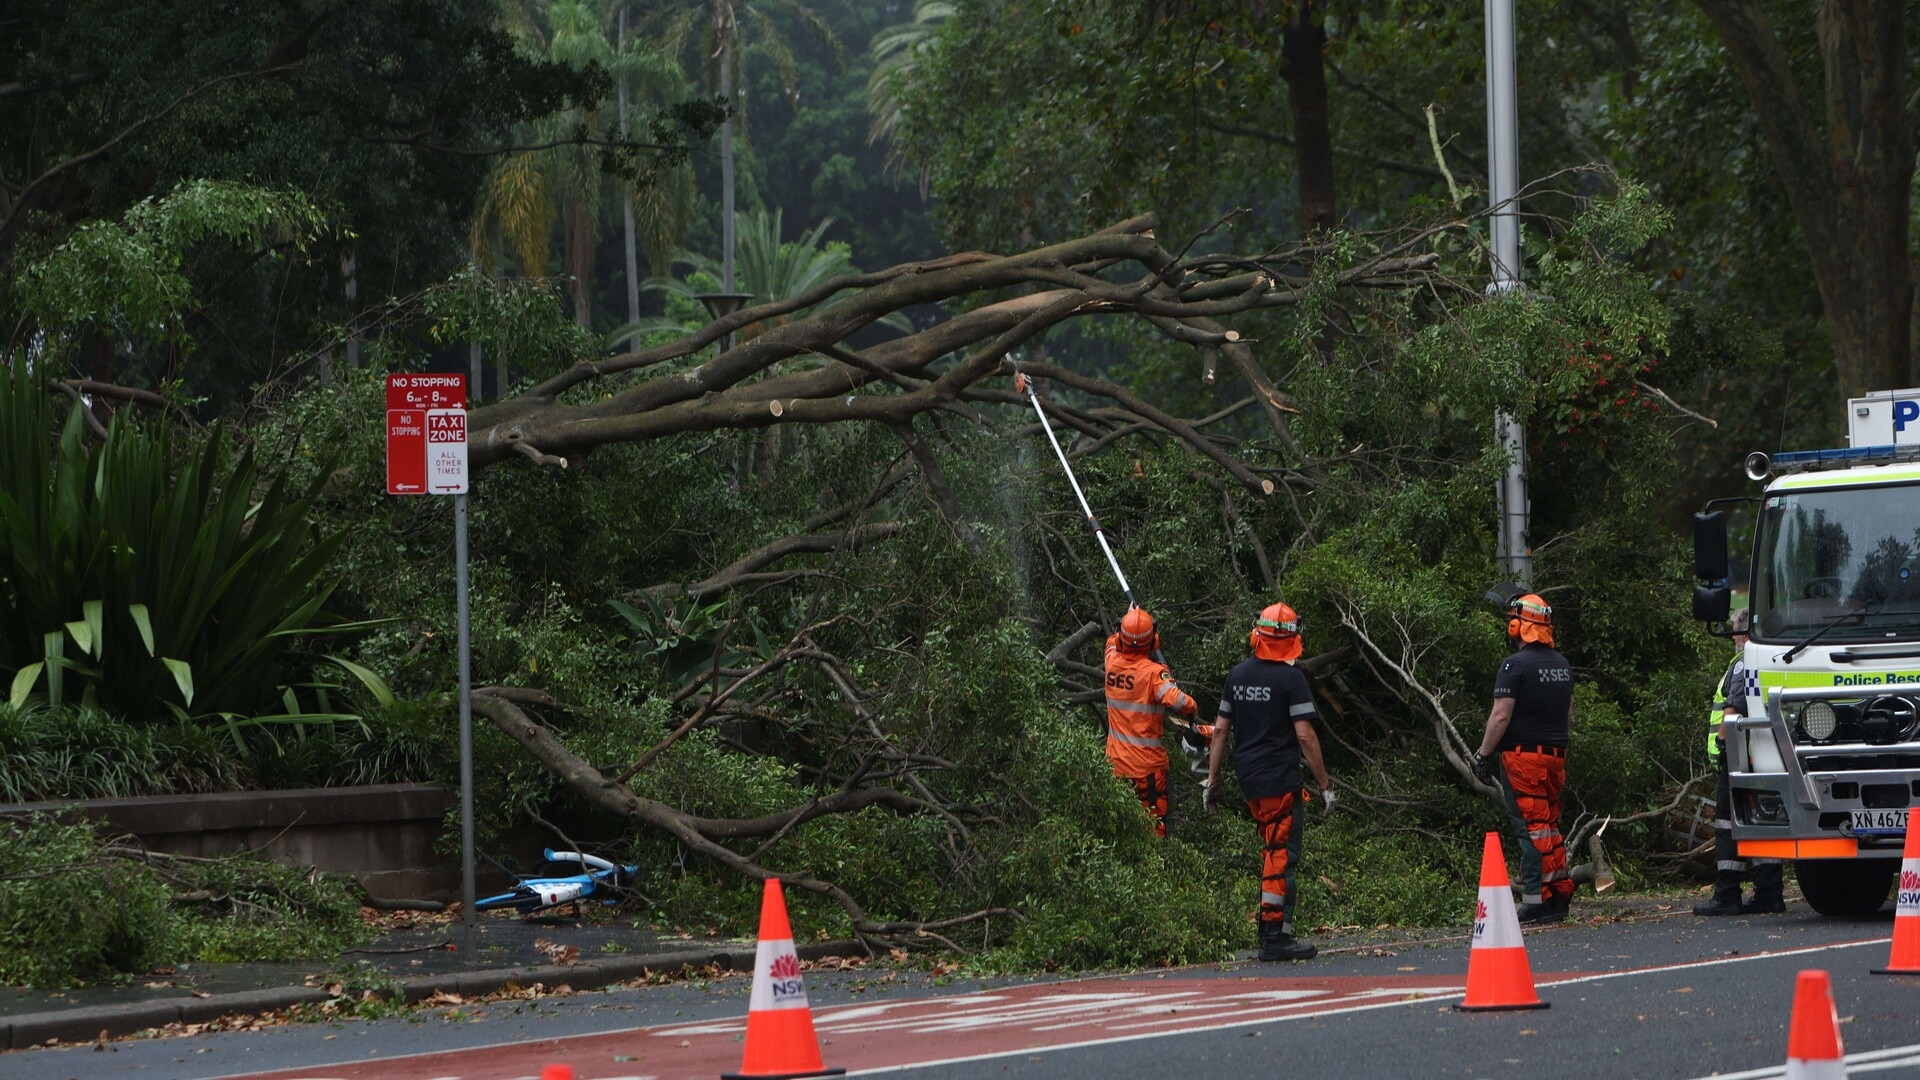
[1104,634,1196,777]
[1708,651,1740,760]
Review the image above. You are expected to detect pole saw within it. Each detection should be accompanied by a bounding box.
[1014,370,1212,776]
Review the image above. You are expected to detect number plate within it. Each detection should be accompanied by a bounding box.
[1850,809,1909,832]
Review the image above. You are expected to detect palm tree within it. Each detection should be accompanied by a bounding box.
[652,0,843,293]
[865,0,952,171]
[608,206,910,347]
[471,0,697,330]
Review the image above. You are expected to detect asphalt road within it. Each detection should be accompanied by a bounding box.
[13,906,1918,1080]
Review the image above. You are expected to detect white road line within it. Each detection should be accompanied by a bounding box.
[199,934,1894,1080]
[1688,1043,1920,1079]
[847,936,1891,1076]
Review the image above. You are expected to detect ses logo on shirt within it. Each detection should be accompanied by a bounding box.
[1536,668,1571,683]
[1231,685,1272,702]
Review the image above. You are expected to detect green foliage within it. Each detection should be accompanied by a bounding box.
[0,364,350,726]
[11,180,325,347]
[424,265,599,387]
[1295,824,1478,931]
[0,818,171,986]
[164,854,368,964]
[0,703,244,801]
[0,816,367,986]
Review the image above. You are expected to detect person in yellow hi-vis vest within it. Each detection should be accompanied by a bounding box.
[1693,608,1785,916]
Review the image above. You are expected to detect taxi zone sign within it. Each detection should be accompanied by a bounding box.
[386,374,468,494]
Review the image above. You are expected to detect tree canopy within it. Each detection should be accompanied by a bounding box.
[1,0,1916,972]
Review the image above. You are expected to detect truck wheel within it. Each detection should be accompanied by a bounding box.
[1794,858,1895,917]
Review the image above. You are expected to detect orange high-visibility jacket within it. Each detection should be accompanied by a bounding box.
[1103,634,1198,777]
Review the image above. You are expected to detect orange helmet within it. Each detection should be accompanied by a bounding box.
[1250,602,1302,662]
[1507,593,1553,646]
[1118,606,1158,652]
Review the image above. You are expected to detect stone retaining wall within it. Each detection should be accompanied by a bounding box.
[0,784,457,900]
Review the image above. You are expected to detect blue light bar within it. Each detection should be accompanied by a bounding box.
[1770,444,1920,474]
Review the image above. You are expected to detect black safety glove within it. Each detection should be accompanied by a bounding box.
[1472,753,1496,785]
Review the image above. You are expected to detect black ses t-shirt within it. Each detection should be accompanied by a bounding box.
[1491,643,1574,749]
[1218,657,1316,798]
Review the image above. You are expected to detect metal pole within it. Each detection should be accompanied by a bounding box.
[454,492,476,951]
[1018,375,1135,604]
[468,342,483,405]
[719,18,735,296]
[1485,0,1530,584]
[1484,0,1521,291]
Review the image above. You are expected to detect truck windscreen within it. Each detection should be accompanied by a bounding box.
[1751,483,1920,641]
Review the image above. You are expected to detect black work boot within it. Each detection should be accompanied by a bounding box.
[1694,875,1746,916]
[1258,921,1317,961]
[1516,901,1565,925]
[1742,863,1786,914]
[1693,893,1744,916]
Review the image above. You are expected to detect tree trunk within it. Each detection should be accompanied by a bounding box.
[1281,1,1337,237]
[566,202,593,329]
[618,4,641,349]
[1694,0,1914,397]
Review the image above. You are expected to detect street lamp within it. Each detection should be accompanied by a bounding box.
[693,291,755,353]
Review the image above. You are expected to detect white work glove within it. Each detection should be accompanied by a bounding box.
[1201,777,1221,815]
[1320,788,1338,815]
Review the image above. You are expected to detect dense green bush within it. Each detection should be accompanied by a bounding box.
[0,816,367,987]
[0,362,352,725]
[0,817,170,986]
[0,703,244,800]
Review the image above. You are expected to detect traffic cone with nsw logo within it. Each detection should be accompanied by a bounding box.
[1457,832,1549,1011]
[1783,969,1846,1079]
[722,878,845,1080]
[1871,806,1920,976]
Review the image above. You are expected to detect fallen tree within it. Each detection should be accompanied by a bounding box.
[413,175,1722,955]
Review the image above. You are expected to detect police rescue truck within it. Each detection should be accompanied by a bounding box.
[1692,387,1920,916]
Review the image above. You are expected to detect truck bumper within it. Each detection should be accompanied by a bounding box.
[1724,683,1920,862]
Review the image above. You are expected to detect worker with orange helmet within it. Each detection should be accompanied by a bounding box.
[1204,601,1334,962]
[1104,606,1199,838]
[1473,593,1577,924]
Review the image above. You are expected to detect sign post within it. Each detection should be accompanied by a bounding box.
[385,374,476,950]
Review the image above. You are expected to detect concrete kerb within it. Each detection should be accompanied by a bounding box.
[0,939,866,1050]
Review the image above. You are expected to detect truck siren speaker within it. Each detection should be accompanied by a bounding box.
[1744,451,1772,481]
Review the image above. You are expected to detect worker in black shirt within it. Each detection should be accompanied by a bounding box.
[1204,602,1335,962]
[1473,593,1576,925]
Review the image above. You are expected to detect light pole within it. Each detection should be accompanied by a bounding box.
[1485,0,1530,585]
[695,290,754,352]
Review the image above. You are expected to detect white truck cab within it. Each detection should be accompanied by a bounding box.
[1692,388,1920,916]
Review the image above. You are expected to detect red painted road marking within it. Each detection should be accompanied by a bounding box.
[224,975,1463,1080]
[217,936,1890,1080]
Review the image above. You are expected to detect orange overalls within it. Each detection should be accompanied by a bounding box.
[1104,634,1197,837]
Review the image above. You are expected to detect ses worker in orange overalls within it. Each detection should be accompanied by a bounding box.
[1204,602,1334,962]
[1104,607,1198,838]
[1473,593,1577,925]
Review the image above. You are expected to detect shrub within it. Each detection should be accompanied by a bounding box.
[0,815,369,986]
[0,817,170,986]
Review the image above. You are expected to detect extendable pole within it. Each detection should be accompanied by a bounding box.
[1017,373,1137,605]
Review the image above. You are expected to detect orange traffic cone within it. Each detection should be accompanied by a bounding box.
[1457,832,1549,1011]
[1871,807,1920,976]
[1784,969,1846,1079]
[539,1067,574,1080]
[722,879,845,1079]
